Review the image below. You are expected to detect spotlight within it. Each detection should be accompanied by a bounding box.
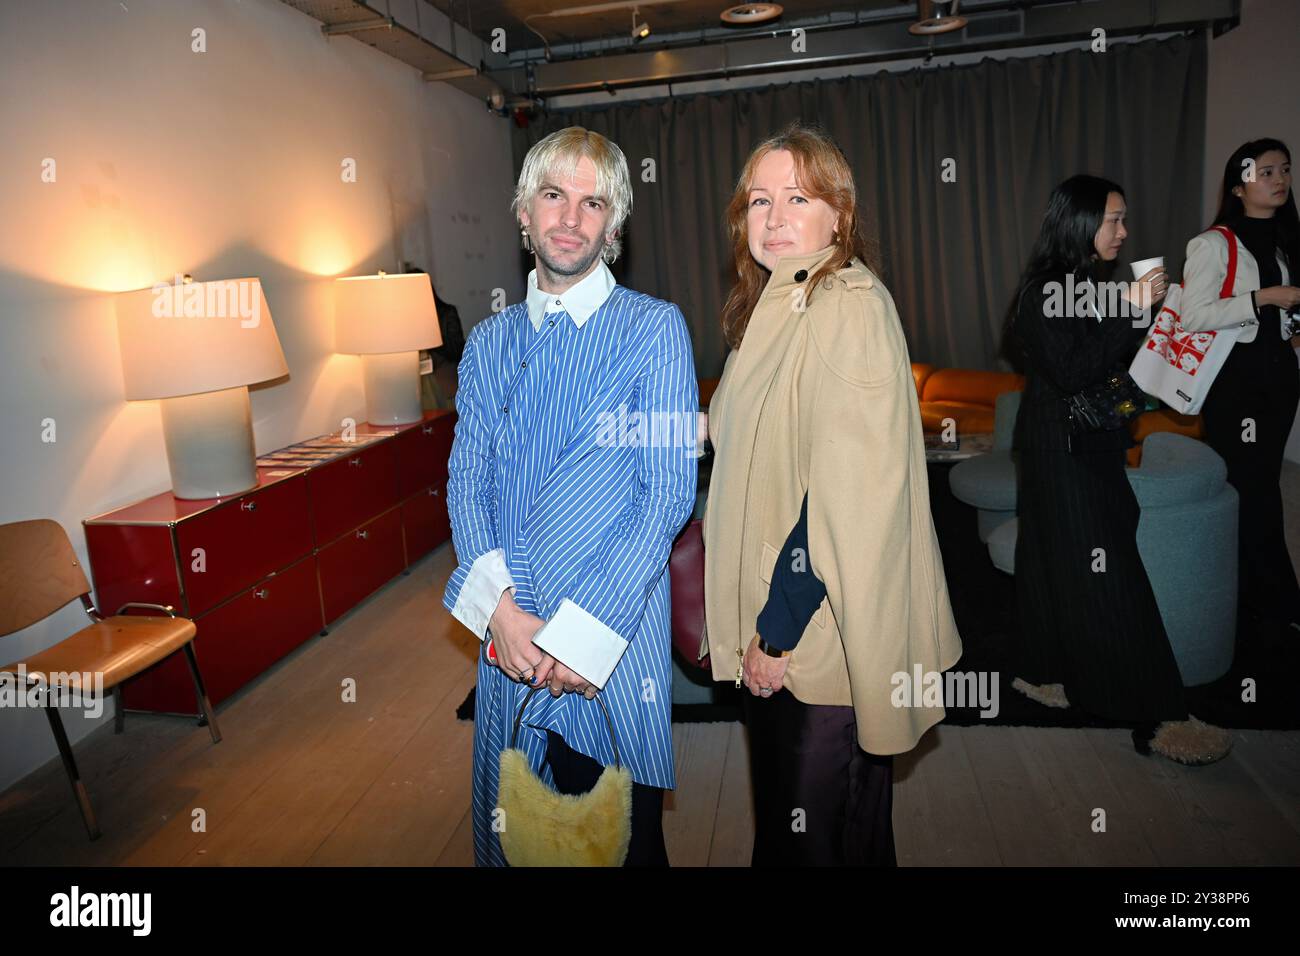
[909,0,967,36]
[720,4,783,27]
[631,8,650,41]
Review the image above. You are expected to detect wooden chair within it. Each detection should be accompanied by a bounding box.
[0,519,221,840]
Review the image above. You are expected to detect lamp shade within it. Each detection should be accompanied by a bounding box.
[334,273,442,355]
[115,277,289,401]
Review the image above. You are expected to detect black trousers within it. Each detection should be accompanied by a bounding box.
[742,688,896,867]
[544,730,669,867]
[1200,338,1300,625]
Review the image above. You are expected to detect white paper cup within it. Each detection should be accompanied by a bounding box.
[1130,256,1165,279]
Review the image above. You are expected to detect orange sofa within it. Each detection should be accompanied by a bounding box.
[912,364,1025,435]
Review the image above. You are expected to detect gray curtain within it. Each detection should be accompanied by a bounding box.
[512,33,1208,377]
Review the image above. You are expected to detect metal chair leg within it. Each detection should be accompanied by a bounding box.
[43,703,101,841]
[182,642,222,744]
[113,685,125,734]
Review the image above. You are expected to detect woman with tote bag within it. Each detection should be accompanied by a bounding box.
[1181,138,1300,639]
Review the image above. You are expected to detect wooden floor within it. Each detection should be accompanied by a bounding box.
[2,541,1298,866]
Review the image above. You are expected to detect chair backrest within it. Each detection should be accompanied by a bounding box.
[668,519,708,668]
[992,390,1023,451]
[1126,431,1229,507]
[0,519,92,637]
[911,363,938,398]
[921,368,1025,405]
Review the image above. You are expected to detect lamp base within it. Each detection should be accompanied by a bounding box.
[160,386,259,500]
[363,351,423,426]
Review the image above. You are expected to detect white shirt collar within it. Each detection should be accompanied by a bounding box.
[525,259,616,331]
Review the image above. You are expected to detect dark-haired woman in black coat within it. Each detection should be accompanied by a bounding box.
[1006,174,1231,765]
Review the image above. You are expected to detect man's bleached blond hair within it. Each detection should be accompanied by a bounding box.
[512,127,633,263]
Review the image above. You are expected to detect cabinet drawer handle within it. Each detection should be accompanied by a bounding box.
[254,588,270,599]
[422,425,434,435]
[241,500,257,511]
[356,529,369,540]
[349,458,363,468]
[428,487,440,497]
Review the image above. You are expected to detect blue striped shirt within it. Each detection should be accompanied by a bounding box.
[442,281,698,866]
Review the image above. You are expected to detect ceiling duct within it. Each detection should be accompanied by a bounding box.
[963,8,1024,42]
[490,0,1239,99]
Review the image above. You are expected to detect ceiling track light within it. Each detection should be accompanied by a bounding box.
[719,3,784,27]
[909,0,968,36]
[631,7,651,41]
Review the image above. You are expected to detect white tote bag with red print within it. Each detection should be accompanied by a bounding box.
[1129,225,1240,415]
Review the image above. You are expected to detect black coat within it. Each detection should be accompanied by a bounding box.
[1010,270,1188,723]
[1011,272,1148,454]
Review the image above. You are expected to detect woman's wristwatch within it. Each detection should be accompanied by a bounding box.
[757,636,790,658]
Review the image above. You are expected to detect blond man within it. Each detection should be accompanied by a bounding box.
[443,127,698,865]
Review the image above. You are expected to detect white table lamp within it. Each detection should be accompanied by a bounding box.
[334,272,442,426]
[115,276,289,499]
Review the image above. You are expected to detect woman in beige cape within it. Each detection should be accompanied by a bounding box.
[702,124,962,866]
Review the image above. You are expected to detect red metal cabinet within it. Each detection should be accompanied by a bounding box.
[83,524,183,618]
[123,555,323,714]
[175,475,314,617]
[401,480,451,564]
[83,410,457,715]
[308,442,399,548]
[317,508,406,623]
[394,414,455,500]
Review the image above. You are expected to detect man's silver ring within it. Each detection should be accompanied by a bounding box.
[760,687,773,696]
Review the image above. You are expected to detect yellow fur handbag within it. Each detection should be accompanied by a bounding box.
[497,687,632,867]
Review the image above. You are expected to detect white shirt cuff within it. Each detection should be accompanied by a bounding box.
[530,598,630,690]
[451,548,516,640]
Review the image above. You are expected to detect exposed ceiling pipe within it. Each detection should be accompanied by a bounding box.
[486,0,1239,99]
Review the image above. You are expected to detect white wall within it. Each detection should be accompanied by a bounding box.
[0,0,522,792]
[1204,0,1300,461]
[1203,0,1300,223]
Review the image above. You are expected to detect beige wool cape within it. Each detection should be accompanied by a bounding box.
[702,244,963,755]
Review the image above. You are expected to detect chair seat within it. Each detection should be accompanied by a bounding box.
[949,450,1017,511]
[1,615,196,691]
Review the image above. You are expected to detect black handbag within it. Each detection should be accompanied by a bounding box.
[1063,371,1146,433]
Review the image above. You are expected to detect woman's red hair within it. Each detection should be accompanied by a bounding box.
[720,124,878,350]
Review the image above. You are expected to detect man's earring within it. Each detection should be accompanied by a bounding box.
[521,227,533,253]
